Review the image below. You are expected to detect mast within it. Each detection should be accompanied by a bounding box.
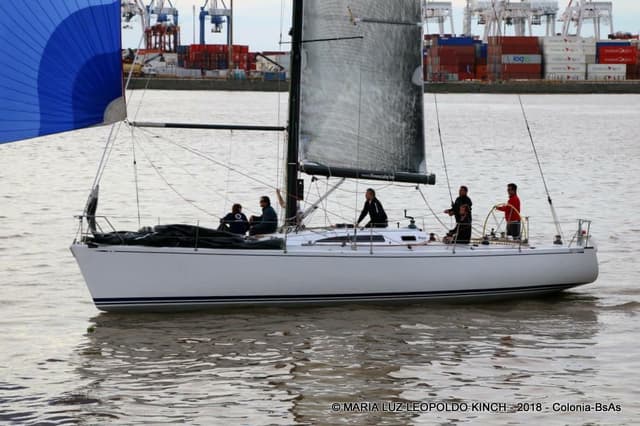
[285,0,304,223]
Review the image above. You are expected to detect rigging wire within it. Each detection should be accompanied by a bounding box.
[517,95,564,240]
[354,68,364,224]
[128,79,153,229]
[130,130,142,229]
[434,93,454,204]
[135,130,219,219]
[123,33,147,105]
[91,32,147,193]
[417,186,449,230]
[223,131,234,213]
[136,129,242,214]
[138,128,278,190]
[91,122,120,190]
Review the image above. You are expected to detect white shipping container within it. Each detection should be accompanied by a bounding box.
[175,68,202,78]
[545,63,587,73]
[587,73,626,81]
[585,54,597,64]
[542,36,582,45]
[544,54,586,63]
[501,54,542,64]
[587,64,626,73]
[545,72,586,81]
[543,45,585,54]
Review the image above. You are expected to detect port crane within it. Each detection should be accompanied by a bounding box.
[199,0,233,45]
[120,1,179,51]
[560,0,613,39]
[145,0,179,28]
[422,1,455,35]
[466,1,559,41]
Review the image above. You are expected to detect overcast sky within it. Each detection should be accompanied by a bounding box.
[122,1,640,51]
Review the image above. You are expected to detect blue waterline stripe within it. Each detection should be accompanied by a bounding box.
[94,283,580,306]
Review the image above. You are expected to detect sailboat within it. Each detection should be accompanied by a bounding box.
[0,0,597,312]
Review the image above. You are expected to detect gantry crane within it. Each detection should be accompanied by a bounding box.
[423,1,455,35]
[560,0,613,39]
[121,1,179,50]
[466,1,558,41]
[199,0,233,45]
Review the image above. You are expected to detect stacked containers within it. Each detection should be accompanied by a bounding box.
[596,40,636,80]
[177,45,189,68]
[630,40,640,79]
[487,36,542,80]
[542,36,586,80]
[424,36,477,82]
[185,45,254,71]
[475,43,488,80]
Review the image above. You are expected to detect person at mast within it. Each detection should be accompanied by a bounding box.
[276,188,303,226]
[356,188,388,228]
[497,183,521,240]
[249,196,278,236]
[219,203,249,235]
[444,185,472,223]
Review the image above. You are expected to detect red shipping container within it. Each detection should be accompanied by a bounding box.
[476,64,488,79]
[489,36,540,47]
[598,46,638,64]
[501,64,542,74]
[502,73,542,80]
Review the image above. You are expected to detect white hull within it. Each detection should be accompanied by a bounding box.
[71,230,598,311]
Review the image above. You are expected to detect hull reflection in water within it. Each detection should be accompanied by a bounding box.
[72,297,599,423]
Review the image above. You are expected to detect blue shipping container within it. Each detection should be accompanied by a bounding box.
[438,36,475,46]
[476,44,488,59]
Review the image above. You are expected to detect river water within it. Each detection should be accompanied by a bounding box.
[1,92,638,424]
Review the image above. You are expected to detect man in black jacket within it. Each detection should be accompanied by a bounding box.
[249,196,278,235]
[444,185,472,223]
[357,188,388,228]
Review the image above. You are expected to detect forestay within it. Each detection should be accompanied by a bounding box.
[0,0,125,144]
[298,0,431,184]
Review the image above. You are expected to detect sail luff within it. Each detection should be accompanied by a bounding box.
[285,0,305,223]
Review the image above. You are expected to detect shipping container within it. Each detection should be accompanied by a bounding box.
[544,54,586,63]
[502,54,541,64]
[588,63,626,73]
[543,45,585,54]
[436,36,476,46]
[542,36,582,45]
[598,46,638,64]
[587,73,626,81]
[545,63,586,73]
[544,72,585,81]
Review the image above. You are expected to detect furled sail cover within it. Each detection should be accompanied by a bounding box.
[299,0,430,183]
[0,0,125,144]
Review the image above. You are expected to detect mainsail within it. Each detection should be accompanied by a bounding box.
[298,0,433,184]
[0,0,125,144]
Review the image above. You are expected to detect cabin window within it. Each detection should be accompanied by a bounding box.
[316,235,385,243]
[401,236,417,241]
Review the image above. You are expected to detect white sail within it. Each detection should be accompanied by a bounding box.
[299,0,427,180]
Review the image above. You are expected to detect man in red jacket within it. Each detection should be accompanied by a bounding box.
[497,183,521,239]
